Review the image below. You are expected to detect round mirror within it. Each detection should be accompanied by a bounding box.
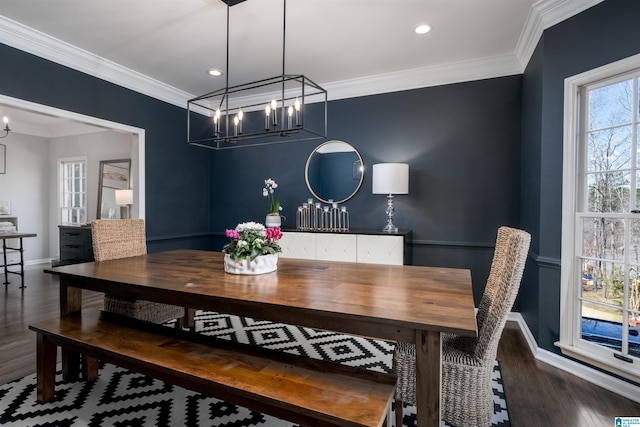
[305,140,364,204]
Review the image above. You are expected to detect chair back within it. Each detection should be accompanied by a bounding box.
[91,219,147,261]
[474,226,530,362]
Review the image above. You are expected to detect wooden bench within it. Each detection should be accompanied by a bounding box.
[29,309,396,427]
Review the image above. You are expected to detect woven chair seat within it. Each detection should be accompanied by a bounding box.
[104,296,184,324]
[393,226,530,427]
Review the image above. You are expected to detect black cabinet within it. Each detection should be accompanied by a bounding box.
[57,225,94,265]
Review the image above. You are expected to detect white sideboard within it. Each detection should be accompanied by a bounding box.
[279,230,412,265]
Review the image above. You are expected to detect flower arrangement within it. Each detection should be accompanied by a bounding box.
[223,222,282,261]
[263,178,281,216]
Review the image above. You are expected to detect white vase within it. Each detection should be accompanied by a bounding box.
[224,253,278,275]
[265,214,281,228]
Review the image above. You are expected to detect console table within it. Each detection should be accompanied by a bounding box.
[279,229,412,265]
[0,231,37,288]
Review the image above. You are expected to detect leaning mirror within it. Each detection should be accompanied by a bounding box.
[97,159,131,219]
[305,140,364,204]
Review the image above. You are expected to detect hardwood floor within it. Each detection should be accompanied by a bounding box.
[2,264,640,426]
[0,265,102,385]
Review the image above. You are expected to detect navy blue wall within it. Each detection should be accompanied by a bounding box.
[210,76,523,304]
[0,43,212,252]
[521,0,640,352]
[7,0,638,364]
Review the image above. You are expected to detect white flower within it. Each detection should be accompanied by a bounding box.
[236,221,266,235]
[237,240,248,248]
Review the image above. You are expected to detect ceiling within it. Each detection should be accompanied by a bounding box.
[0,0,602,136]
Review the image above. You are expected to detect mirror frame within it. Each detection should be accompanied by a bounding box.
[97,158,131,219]
[304,140,364,204]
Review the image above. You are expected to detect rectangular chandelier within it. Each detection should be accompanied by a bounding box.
[187,74,327,150]
[186,0,328,150]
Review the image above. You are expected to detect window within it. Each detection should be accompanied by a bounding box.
[59,158,87,225]
[560,55,640,383]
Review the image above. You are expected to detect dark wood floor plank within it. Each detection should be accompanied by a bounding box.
[2,265,640,426]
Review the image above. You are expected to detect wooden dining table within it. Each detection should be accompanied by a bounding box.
[45,249,477,427]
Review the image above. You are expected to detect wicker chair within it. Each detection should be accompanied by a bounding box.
[91,219,188,325]
[393,226,530,427]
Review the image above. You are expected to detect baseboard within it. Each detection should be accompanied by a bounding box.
[508,312,640,404]
[25,258,54,267]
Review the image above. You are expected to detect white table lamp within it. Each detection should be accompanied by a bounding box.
[372,163,409,233]
[115,189,134,219]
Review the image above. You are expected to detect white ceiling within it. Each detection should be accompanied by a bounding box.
[0,0,602,136]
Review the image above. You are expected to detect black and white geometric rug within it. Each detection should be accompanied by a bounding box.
[0,311,510,426]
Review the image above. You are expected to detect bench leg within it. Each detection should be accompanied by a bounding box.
[36,334,57,403]
[82,355,99,382]
[395,399,403,427]
[62,349,80,382]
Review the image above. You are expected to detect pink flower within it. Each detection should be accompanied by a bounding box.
[225,229,240,240]
[266,227,282,242]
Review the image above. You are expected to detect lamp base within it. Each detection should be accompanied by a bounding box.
[382,223,398,234]
[381,194,399,233]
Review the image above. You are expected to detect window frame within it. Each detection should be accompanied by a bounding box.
[58,156,87,225]
[559,53,640,383]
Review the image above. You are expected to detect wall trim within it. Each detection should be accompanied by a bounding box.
[146,232,215,242]
[411,239,494,249]
[508,312,640,404]
[516,0,604,70]
[0,94,146,221]
[0,1,600,108]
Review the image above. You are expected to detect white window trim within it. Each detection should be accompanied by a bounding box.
[58,156,88,225]
[559,52,640,383]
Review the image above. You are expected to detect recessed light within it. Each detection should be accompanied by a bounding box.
[208,69,223,77]
[415,24,431,35]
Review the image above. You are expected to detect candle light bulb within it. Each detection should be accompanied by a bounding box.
[265,105,271,130]
[236,109,243,134]
[294,98,301,127]
[213,109,221,135]
[270,99,278,126]
[287,105,294,129]
[2,117,7,124]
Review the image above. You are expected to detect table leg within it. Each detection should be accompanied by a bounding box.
[60,276,82,381]
[2,238,8,285]
[36,333,57,402]
[415,329,442,427]
[82,355,99,382]
[18,237,25,288]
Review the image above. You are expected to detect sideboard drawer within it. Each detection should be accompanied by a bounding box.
[58,225,94,265]
[356,235,404,265]
[280,230,411,265]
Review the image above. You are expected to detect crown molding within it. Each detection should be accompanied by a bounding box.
[326,54,523,102]
[1,1,603,109]
[515,0,604,69]
[0,16,192,109]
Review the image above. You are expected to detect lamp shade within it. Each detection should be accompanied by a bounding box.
[115,189,134,205]
[372,163,409,195]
